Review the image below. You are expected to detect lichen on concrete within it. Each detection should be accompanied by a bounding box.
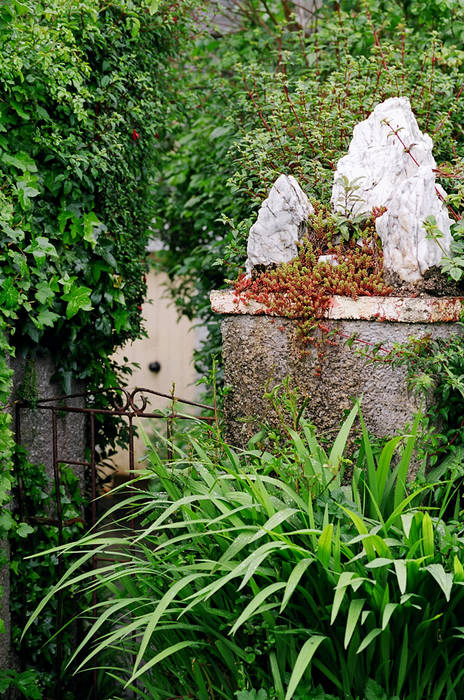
[221,314,458,448]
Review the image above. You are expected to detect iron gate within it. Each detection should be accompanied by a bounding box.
[14,386,215,699]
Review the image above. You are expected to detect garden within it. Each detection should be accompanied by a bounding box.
[2,0,464,698]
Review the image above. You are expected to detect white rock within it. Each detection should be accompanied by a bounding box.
[376,166,453,282]
[331,96,452,281]
[246,174,314,274]
[318,254,339,266]
[331,97,436,217]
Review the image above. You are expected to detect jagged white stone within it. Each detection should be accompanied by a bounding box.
[331,97,436,216]
[246,174,314,274]
[376,166,453,282]
[331,96,452,281]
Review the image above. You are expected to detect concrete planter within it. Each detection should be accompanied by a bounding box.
[211,290,463,447]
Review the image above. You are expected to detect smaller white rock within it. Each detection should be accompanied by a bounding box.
[246,174,314,274]
[376,166,453,282]
[318,254,339,266]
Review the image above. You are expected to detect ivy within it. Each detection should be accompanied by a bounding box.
[0,0,199,684]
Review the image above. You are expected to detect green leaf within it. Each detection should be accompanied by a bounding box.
[147,0,160,15]
[422,512,434,558]
[83,212,104,247]
[356,627,381,654]
[34,282,55,305]
[381,602,397,630]
[0,278,19,309]
[331,572,366,624]
[344,598,365,649]
[134,573,205,673]
[62,286,93,318]
[24,237,58,264]
[230,582,286,635]
[426,564,453,601]
[396,623,408,695]
[34,308,60,329]
[127,641,198,685]
[317,523,333,567]
[328,402,359,471]
[394,413,421,511]
[454,556,464,583]
[2,151,37,171]
[16,522,34,538]
[280,558,313,612]
[270,651,284,700]
[364,678,391,700]
[284,636,326,700]
[210,125,232,140]
[394,560,407,595]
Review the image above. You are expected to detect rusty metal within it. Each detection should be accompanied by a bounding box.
[14,385,214,700]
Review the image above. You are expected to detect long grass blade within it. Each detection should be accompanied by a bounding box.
[284,635,326,700]
[230,582,286,635]
[344,598,365,649]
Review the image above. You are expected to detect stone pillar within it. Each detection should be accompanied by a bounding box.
[211,291,463,447]
[0,353,87,676]
[11,354,87,495]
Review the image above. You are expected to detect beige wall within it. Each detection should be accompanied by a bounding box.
[111,266,197,468]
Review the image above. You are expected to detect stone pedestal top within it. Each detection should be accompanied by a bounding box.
[210,289,463,323]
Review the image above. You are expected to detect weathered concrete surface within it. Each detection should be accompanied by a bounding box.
[0,539,11,672]
[220,314,459,448]
[10,354,87,495]
[211,290,464,323]
[0,353,87,676]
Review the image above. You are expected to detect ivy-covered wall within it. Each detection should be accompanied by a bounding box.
[0,0,198,688]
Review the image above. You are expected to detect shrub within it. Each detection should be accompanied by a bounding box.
[0,0,199,691]
[25,406,464,699]
[153,1,464,376]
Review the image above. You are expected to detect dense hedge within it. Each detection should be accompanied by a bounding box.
[0,0,197,660]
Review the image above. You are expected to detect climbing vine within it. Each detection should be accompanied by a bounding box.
[0,0,199,686]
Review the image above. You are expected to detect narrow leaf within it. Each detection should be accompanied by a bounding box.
[426,564,453,601]
[127,641,197,685]
[317,523,333,567]
[394,560,407,595]
[281,558,313,612]
[230,582,286,635]
[284,636,326,700]
[422,512,434,558]
[356,627,381,654]
[382,603,397,631]
[344,598,365,649]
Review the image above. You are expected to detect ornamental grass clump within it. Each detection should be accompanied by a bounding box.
[234,209,392,343]
[24,405,464,699]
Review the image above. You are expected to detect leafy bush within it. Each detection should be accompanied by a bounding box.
[0,0,199,689]
[0,0,197,390]
[25,406,464,699]
[153,0,464,376]
[9,452,89,697]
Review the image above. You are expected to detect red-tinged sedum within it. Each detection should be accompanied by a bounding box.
[234,236,392,344]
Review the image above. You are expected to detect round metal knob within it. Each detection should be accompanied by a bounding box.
[149,361,161,373]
